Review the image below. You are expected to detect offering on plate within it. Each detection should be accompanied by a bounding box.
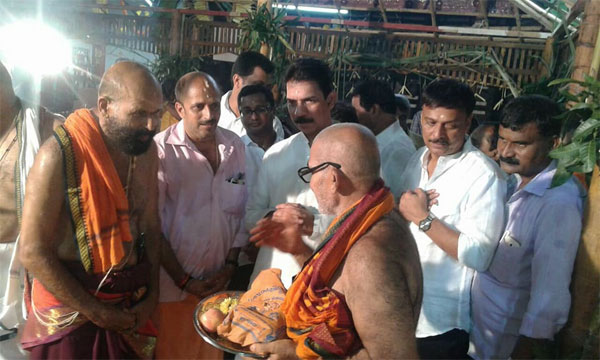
[216,269,287,347]
[199,308,225,333]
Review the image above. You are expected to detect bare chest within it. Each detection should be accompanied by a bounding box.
[57,158,152,265]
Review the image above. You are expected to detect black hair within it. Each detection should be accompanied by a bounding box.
[284,58,333,97]
[471,122,499,150]
[331,101,358,124]
[500,95,561,138]
[350,79,396,115]
[237,84,275,108]
[231,51,274,79]
[422,78,476,116]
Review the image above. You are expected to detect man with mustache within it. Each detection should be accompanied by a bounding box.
[246,58,336,289]
[19,61,163,358]
[397,78,506,359]
[469,95,584,359]
[154,71,247,359]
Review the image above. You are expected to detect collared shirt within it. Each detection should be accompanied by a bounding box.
[155,122,248,302]
[376,121,416,197]
[398,140,506,338]
[245,132,334,289]
[469,161,584,360]
[219,91,285,139]
[242,132,284,201]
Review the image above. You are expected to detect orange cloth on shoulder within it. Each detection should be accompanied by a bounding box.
[62,109,132,274]
[282,180,394,359]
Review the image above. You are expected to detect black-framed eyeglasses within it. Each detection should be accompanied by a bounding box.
[240,106,271,117]
[297,162,341,183]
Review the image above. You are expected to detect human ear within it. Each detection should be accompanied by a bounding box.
[174,101,186,119]
[97,97,109,117]
[233,74,243,90]
[326,91,337,110]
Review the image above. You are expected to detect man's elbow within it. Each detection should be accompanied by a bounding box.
[459,246,495,272]
[19,238,41,271]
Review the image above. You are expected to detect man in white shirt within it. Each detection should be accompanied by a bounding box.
[351,79,416,196]
[397,78,506,359]
[238,84,284,196]
[245,58,336,289]
[219,51,284,138]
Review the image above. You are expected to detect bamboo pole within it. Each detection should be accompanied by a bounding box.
[560,1,600,358]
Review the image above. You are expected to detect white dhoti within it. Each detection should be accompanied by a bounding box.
[0,102,43,359]
[0,242,27,359]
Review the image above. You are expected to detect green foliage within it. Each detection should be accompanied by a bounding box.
[150,54,205,84]
[235,4,296,85]
[549,75,600,187]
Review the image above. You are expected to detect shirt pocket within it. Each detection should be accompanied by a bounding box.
[488,230,529,284]
[221,181,247,216]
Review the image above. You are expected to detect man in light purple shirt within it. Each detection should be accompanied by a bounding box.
[153,71,248,358]
[469,95,584,359]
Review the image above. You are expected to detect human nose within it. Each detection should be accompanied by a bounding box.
[202,105,219,120]
[432,124,445,139]
[146,114,159,131]
[289,102,307,117]
[498,141,514,158]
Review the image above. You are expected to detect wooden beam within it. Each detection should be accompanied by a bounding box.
[513,3,522,31]
[429,0,437,27]
[478,0,489,28]
[169,11,181,55]
[437,26,551,39]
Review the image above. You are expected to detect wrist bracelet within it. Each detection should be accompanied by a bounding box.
[177,273,191,289]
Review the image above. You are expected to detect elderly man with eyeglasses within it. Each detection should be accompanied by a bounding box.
[245,58,336,289]
[249,123,423,359]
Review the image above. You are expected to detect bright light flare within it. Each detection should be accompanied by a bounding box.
[274,4,349,15]
[0,20,72,76]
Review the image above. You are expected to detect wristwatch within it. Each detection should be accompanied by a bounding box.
[418,213,435,232]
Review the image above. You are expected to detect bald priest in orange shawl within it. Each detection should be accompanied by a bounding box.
[248,123,423,359]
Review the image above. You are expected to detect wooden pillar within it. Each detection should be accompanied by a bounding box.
[169,12,182,56]
[560,1,600,358]
[569,0,600,93]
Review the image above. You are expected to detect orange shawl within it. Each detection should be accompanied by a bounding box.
[56,109,132,274]
[281,180,394,359]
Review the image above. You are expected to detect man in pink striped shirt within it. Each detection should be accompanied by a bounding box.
[153,71,248,359]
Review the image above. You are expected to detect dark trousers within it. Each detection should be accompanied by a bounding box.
[417,328,470,359]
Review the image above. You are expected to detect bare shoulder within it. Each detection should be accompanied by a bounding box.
[341,210,422,319]
[345,210,419,267]
[29,136,64,181]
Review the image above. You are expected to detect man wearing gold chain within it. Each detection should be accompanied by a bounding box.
[18,61,163,359]
[0,60,64,359]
